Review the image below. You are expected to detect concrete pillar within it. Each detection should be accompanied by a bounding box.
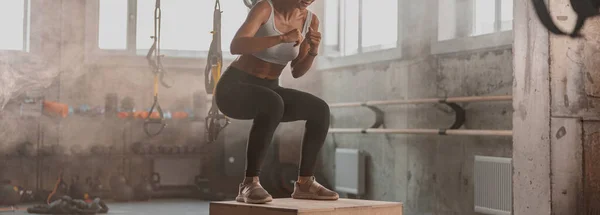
[512,0,552,214]
[400,0,436,58]
[513,0,600,214]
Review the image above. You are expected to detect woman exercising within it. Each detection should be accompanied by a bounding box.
[214,0,338,204]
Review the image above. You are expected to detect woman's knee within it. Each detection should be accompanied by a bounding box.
[310,97,331,123]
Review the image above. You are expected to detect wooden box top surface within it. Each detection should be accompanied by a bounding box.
[210,198,403,213]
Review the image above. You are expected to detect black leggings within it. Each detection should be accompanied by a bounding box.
[215,67,330,177]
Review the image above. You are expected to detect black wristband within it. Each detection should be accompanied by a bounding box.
[308,51,318,56]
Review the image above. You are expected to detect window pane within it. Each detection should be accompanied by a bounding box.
[343,0,359,56]
[437,0,456,41]
[220,0,248,52]
[473,0,495,36]
[361,0,397,52]
[0,0,26,50]
[98,0,128,50]
[324,0,339,46]
[25,0,30,52]
[137,0,212,53]
[136,0,154,50]
[500,0,513,31]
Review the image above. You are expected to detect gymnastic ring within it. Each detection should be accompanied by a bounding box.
[530,0,595,37]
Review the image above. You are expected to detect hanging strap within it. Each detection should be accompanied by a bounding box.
[144,0,167,137]
[205,0,230,143]
[205,0,222,95]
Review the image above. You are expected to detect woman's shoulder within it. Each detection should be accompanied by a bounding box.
[246,0,273,23]
[252,0,273,13]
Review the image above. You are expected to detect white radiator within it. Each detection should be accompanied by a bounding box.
[334,148,366,195]
[474,155,512,215]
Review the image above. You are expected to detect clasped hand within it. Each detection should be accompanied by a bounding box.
[281,27,321,50]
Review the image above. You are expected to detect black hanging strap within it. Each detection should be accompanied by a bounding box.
[143,0,168,137]
[205,0,230,143]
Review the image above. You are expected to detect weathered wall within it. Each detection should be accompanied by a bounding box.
[512,0,600,214]
[295,47,513,215]
[2,0,514,213]
[273,7,513,215]
[0,0,231,192]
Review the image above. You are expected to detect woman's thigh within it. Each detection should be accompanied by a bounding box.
[273,87,330,122]
[215,82,284,120]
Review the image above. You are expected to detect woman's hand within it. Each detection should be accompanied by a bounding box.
[305,27,321,53]
[281,29,304,47]
[290,15,320,79]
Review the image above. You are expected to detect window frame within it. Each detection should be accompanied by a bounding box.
[431,0,513,55]
[84,0,241,68]
[0,0,31,54]
[316,0,403,70]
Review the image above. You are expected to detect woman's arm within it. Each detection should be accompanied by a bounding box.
[230,1,281,55]
[290,15,320,78]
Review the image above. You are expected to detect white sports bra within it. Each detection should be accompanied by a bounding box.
[251,0,313,65]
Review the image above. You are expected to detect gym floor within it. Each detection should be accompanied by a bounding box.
[12,199,210,215]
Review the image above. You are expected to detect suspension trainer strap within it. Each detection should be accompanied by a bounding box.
[205,0,222,95]
[205,0,230,143]
[144,0,167,137]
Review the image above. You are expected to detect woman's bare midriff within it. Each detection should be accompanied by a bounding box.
[229,54,287,80]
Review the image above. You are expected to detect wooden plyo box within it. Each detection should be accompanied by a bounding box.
[210,198,403,215]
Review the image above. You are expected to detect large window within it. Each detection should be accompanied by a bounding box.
[437,0,457,41]
[324,0,398,57]
[437,0,513,41]
[323,0,339,55]
[98,0,128,50]
[98,0,248,57]
[0,0,31,52]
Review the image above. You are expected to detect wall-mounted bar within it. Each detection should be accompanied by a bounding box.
[328,128,512,136]
[328,95,512,108]
[327,95,512,136]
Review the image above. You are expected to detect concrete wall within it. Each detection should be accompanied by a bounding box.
[289,46,513,215]
[513,0,600,213]
[0,0,228,192]
[274,1,513,215]
[1,0,513,214]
